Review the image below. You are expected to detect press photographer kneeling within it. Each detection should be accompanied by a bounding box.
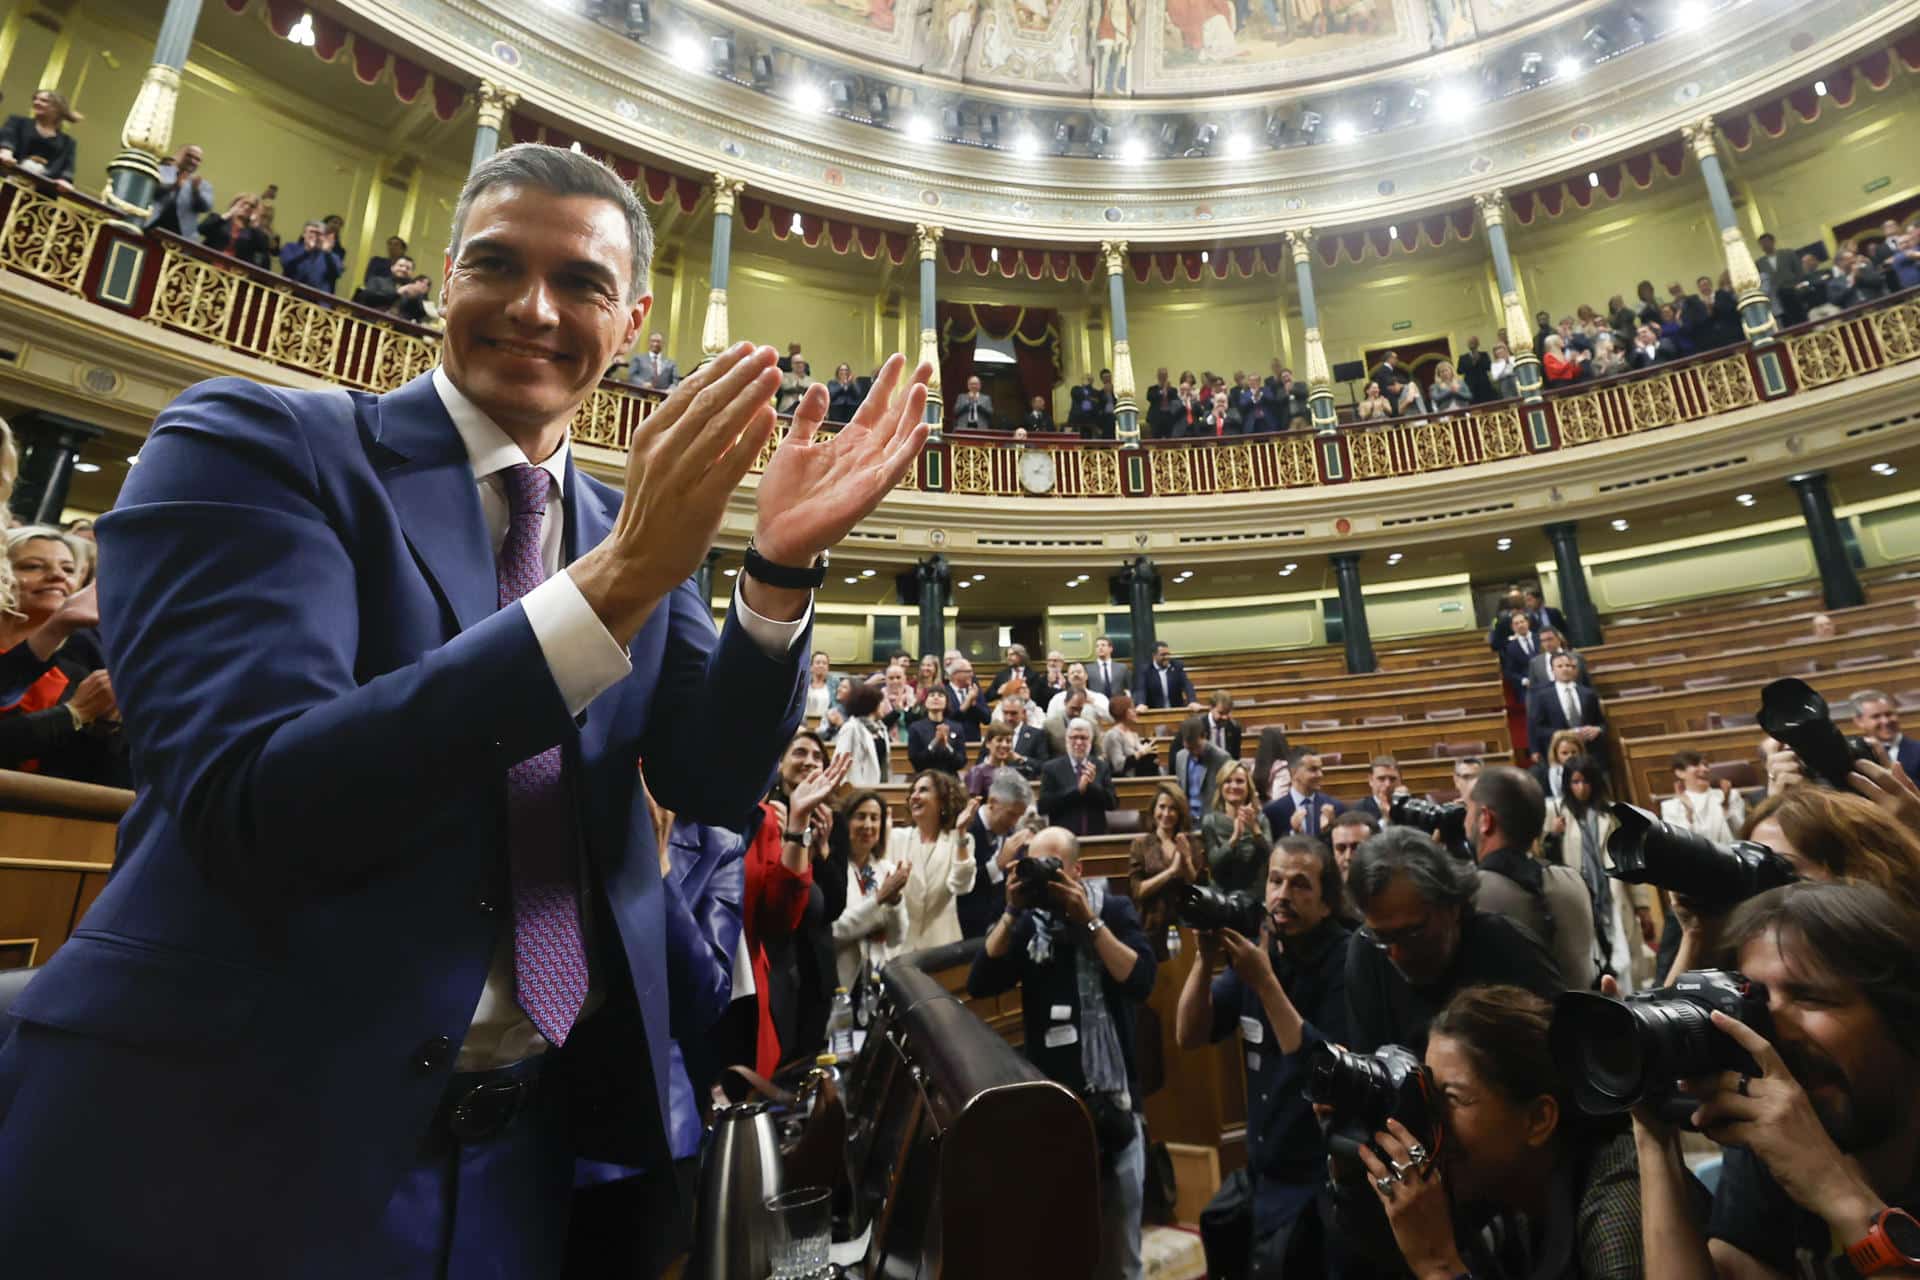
[1174,836,1355,1279]
[1623,882,1920,1279]
[968,827,1158,1280]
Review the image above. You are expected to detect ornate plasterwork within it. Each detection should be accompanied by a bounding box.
[339,0,1914,241]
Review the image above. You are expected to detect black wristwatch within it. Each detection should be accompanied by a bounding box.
[743,537,828,590]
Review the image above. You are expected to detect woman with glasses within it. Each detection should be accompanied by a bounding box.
[1355,985,1643,1280]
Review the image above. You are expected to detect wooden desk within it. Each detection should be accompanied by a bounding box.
[1604,656,1920,755]
[0,772,131,969]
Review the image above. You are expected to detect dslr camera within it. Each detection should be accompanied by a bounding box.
[1606,803,1797,911]
[1390,795,1468,854]
[1550,969,1773,1126]
[1174,883,1265,938]
[1758,678,1878,790]
[1304,1043,1440,1179]
[1014,854,1065,891]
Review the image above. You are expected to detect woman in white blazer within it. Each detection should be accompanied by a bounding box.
[1545,757,1655,990]
[888,769,978,954]
[826,789,909,992]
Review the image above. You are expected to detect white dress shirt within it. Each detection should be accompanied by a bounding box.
[1558,680,1582,728]
[433,367,810,1069]
[1046,687,1112,723]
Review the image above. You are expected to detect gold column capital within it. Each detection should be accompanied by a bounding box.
[709,174,746,218]
[1681,116,1719,161]
[1100,239,1129,275]
[1474,189,1507,230]
[915,223,944,261]
[474,80,518,134]
[701,287,730,358]
[1284,227,1315,264]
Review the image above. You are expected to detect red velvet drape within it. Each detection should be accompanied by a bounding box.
[937,303,1060,417]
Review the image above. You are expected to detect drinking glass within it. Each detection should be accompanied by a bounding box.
[765,1186,832,1279]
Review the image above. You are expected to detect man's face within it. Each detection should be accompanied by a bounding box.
[1454,762,1481,790]
[178,145,203,172]
[442,184,647,443]
[1467,336,1480,351]
[390,256,415,282]
[1154,645,1171,667]
[1541,630,1562,654]
[1370,764,1400,798]
[385,236,407,258]
[1267,847,1331,938]
[1157,366,1169,382]
[950,661,975,688]
[647,332,664,353]
[1552,653,1578,684]
[1067,725,1093,757]
[1293,754,1323,793]
[1511,614,1531,638]
[1330,820,1368,876]
[1003,694,1026,720]
[1697,275,1714,296]
[1738,929,1916,1151]
[984,794,1027,834]
[1854,698,1899,745]
[1066,663,1087,690]
[778,736,824,792]
[1213,392,1228,412]
[886,670,908,699]
[967,376,981,395]
[1360,873,1462,987]
[1759,236,1775,253]
[1095,637,1112,659]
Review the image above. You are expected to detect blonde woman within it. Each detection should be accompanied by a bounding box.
[0,88,82,187]
[890,768,979,952]
[1427,360,1473,413]
[1200,760,1273,896]
[0,415,17,529]
[0,526,117,780]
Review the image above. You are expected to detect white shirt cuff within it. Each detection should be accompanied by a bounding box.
[522,570,635,717]
[731,583,813,658]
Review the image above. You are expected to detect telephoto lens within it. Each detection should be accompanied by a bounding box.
[1605,803,1798,910]
[1016,855,1065,890]
[1549,970,1773,1125]
[1758,678,1879,789]
[1389,795,1468,852]
[1174,883,1266,938]
[1304,1043,1438,1174]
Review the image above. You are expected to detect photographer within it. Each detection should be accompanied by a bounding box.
[1357,986,1643,1280]
[1634,882,1920,1279]
[1345,827,1564,1054]
[969,827,1158,1280]
[1178,837,1354,1279]
[1467,766,1597,991]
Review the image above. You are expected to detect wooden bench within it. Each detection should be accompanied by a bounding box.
[0,772,129,969]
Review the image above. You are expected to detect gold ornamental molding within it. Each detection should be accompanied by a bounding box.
[1100,240,1128,277]
[474,80,518,133]
[1680,116,1721,161]
[710,173,746,218]
[915,223,943,261]
[1474,189,1507,231]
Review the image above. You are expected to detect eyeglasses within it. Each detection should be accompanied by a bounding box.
[1357,912,1437,952]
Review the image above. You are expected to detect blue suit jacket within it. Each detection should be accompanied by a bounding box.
[0,373,805,1274]
[1261,789,1345,839]
[1896,736,1920,786]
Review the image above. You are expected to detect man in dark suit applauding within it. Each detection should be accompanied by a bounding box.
[1456,336,1494,403]
[1038,717,1117,836]
[1263,747,1344,839]
[1086,635,1129,700]
[0,145,931,1276]
[1134,640,1199,711]
[956,768,1035,938]
[953,375,993,431]
[626,331,679,390]
[1527,651,1605,758]
[1202,690,1243,761]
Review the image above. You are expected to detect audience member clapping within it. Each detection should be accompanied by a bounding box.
[280,218,344,293]
[1202,761,1274,897]
[905,685,966,774]
[1038,716,1117,836]
[776,356,817,415]
[832,682,890,787]
[966,722,1023,798]
[1456,336,1494,402]
[825,363,863,423]
[891,769,978,952]
[1488,342,1518,398]
[197,193,264,260]
[0,527,122,784]
[1131,782,1202,958]
[1660,748,1745,841]
[1425,362,1471,412]
[145,144,212,241]
[823,788,908,994]
[1355,381,1393,422]
[1100,692,1160,778]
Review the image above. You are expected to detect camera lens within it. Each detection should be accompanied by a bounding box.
[1553,991,1725,1113]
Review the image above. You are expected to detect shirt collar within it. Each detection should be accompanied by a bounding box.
[1290,787,1310,805]
[432,365,570,491]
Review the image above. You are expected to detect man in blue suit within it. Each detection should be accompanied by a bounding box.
[1134,639,1200,710]
[0,145,929,1277]
[1853,689,1920,784]
[1262,747,1345,839]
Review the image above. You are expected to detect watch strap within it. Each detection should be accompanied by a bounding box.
[743,538,828,589]
[1846,1209,1920,1276]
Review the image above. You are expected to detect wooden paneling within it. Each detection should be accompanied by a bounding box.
[0,770,129,967]
[0,867,92,969]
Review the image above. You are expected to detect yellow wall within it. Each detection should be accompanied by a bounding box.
[1363,581,1478,639]
[1853,503,1920,567]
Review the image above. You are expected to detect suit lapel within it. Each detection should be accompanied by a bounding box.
[370,374,496,633]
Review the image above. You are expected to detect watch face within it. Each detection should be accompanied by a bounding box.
[1884,1210,1920,1259]
[1019,450,1056,494]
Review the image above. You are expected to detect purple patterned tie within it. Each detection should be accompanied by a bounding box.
[496,462,589,1046]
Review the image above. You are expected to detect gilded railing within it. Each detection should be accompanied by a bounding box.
[3,174,1918,499]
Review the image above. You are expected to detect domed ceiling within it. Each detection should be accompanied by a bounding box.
[703,0,1539,96]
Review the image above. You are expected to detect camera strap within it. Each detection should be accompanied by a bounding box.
[1481,848,1557,944]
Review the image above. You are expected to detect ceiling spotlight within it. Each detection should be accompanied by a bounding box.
[1011,131,1040,158]
[1871,461,1898,475]
[1434,83,1475,117]
[1588,170,1600,187]
[904,114,935,141]
[1386,552,1403,564]
[1118,135,1148,164]
[971,573,986,581]
[1611,518,1630,530]
[1674,2,1707,32]
[1193,122,1218,149]
[861,568,876,577]
[1582,25,1612,55]
[979,111,1001,144]
[1064,579,1079,588]
[1369,96,1388,122]
[1735,492,1756,505]
[1407,88,1430,115]
[1157,121,1182,151]
[789,81,826,112]
[1088,122,1111,152]
[959,580,974,589]
[1223,131,1253,158]
[623,1,650,38]
[1555,55,1583,80]
[126,452,140,465]
[723,567,739,577]
[1387,224,1398,239]
[1284,562,1299,571]
[670,33,703,66]
[1200,250,1210,263]
[1053,120,1075,153]
[1519,52,1544,87]
[1813,79,1828,97]
[707,34,734,71]
[1297,109,1322,139]
[750,52,774,85]
[1329,118,1357,144]
[988,247,999,263]
[843,576,858,585]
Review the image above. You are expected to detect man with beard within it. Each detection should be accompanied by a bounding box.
[1634,881,1920,1280]
[1178,836,1354,1279]
[1342,827,1562,1054]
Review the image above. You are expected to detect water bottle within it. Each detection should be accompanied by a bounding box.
[827,986,856,1058]
[1166,925,1182,958]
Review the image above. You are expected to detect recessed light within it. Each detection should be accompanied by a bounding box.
[789,81,827,113]
[1223,133,1254,158]
[1872,462,1898,476]
[843,575,858,584]
[73,461,101,473]
[1011,132,1040,158]
[904,114,935,142]
[1735,492,1756,505]
[671,34,704,66]
[1556,56,1583,80]
[958,580,973,589]
[1329,119,1358,144]
[1813,79,1828,97]
[971,573,987,580]
[860,568,876,577]
[1065,579,1081,587]
[1118,136,1149,164]
[1611,518,1630,530]
[1284,562,1298,570]
[1386,552,1403,564]
[1435,84,1475,117]
[1674,1,1707,31]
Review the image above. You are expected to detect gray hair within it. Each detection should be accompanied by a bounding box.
[450,143,654,301]
[1347,826,1479,913]
[1066,717,1096,738]
[1851,688,1894,711]
[987,767,1033,808]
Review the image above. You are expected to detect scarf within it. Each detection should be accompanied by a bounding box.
[1028,877,1128,1097]
[1573,808,1614,964]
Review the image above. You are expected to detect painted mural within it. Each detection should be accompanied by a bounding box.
[703,0,1486,93]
